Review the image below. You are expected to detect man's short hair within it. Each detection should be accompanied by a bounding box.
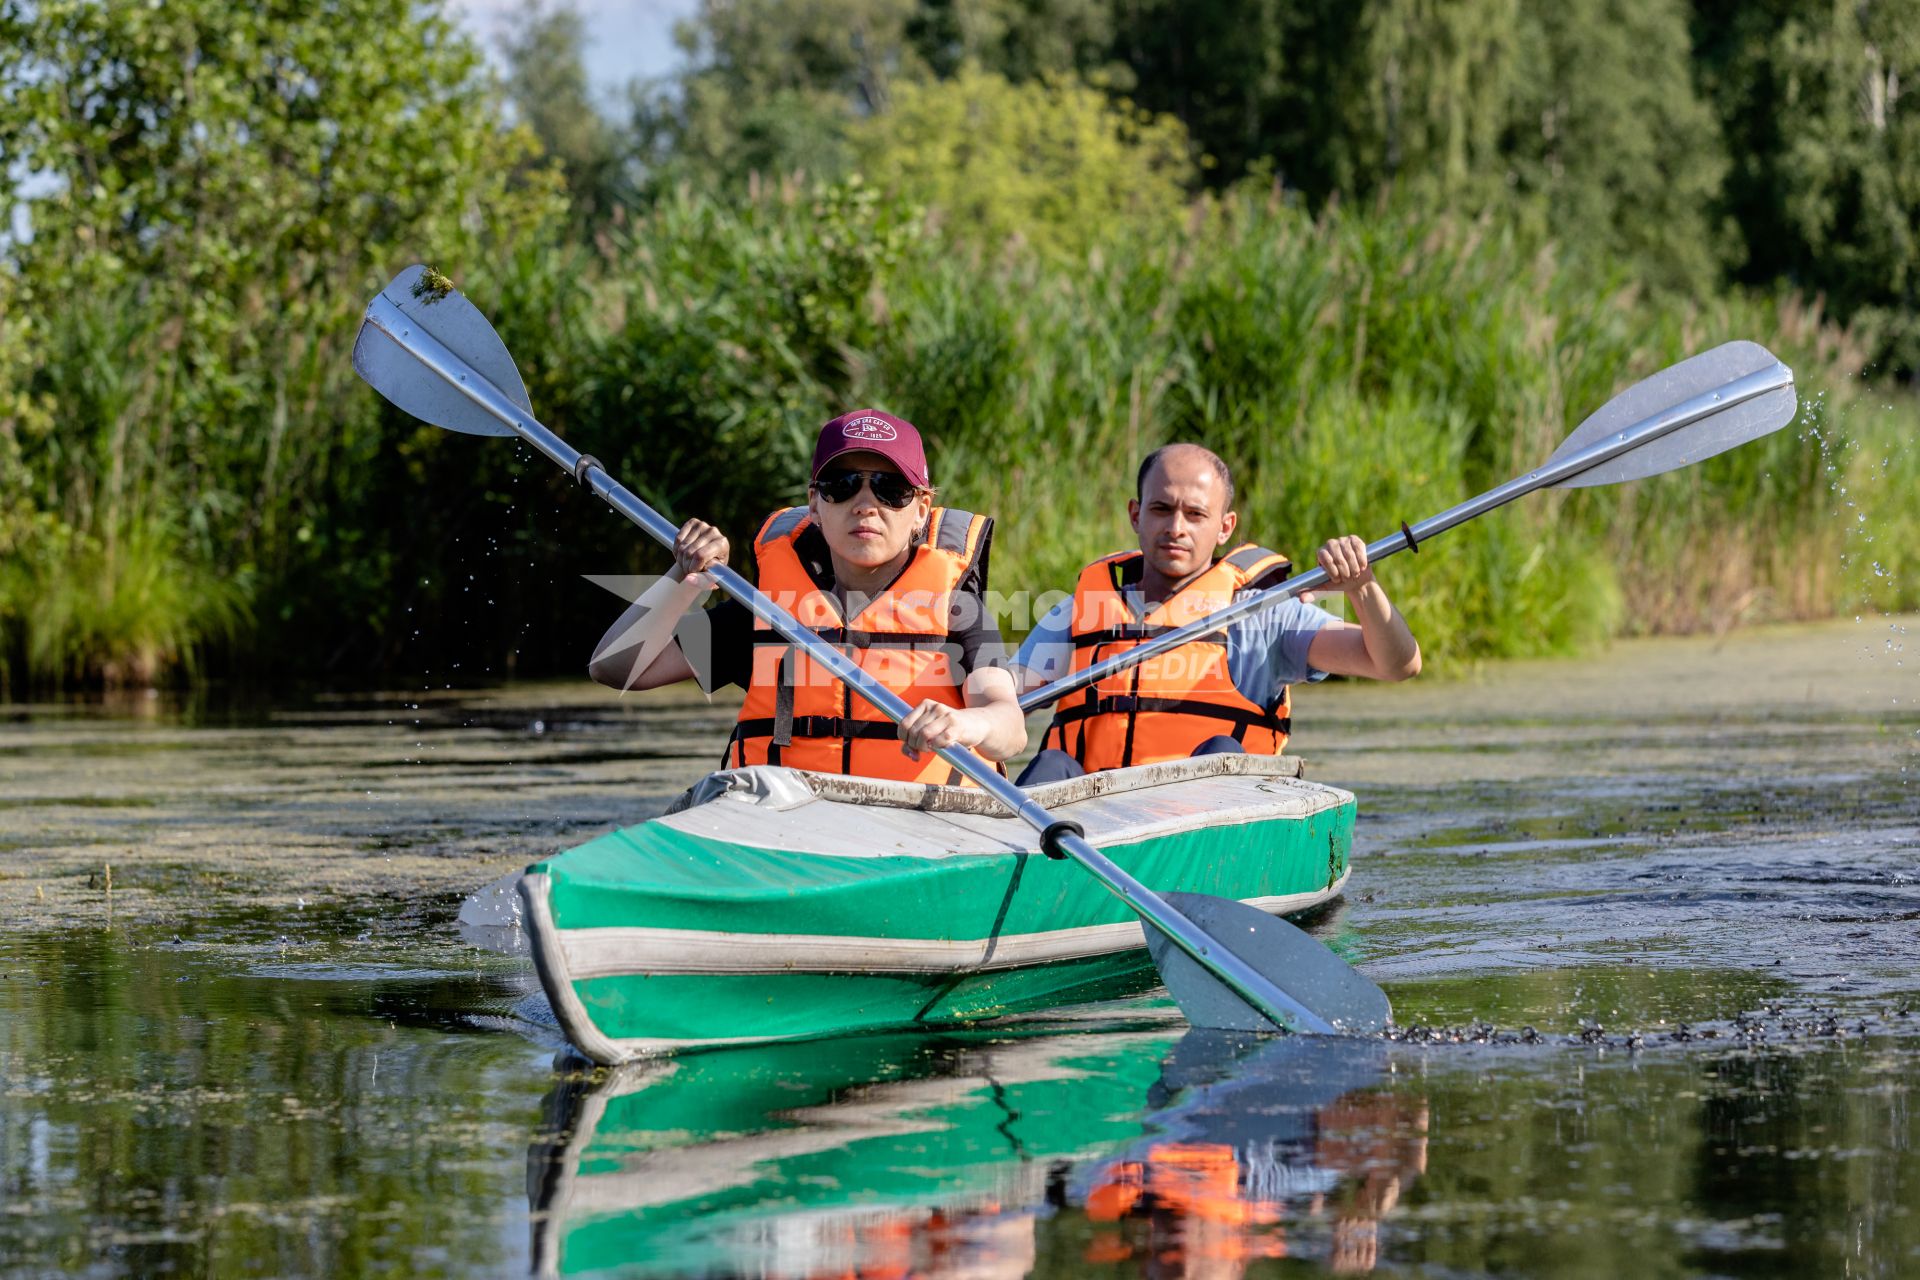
[1136,443,1235,510]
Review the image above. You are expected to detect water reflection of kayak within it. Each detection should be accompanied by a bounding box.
[526,1024,1176,1277]
[517,756,1355,1061]
[527,1023,1426,1277]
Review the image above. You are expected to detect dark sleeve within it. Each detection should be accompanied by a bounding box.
[947,584,1009,676]
[674,597,755,693]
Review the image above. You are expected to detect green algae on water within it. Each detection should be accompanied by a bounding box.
[410,266,455,303]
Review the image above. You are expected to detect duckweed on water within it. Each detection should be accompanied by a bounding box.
[2,621,1916,1276]
[408,265,456,303]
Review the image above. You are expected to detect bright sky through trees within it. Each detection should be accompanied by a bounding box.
[448,0,694,97]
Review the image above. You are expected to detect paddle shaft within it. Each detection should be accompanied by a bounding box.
[1018,360,1795,714]
[362,294,1333,1035]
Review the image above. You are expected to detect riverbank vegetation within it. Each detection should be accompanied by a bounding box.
[2,0,1915,688]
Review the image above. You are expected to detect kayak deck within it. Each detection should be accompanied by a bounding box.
[522,755,1356,1060]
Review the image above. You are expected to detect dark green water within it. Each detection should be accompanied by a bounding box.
[3,621,1917,1277]
[5,925,1916,1278]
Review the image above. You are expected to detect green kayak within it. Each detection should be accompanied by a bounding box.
[520,754,1356,1061]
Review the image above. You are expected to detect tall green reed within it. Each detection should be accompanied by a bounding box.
[4,176,1911,686]
[856,190,1916,668]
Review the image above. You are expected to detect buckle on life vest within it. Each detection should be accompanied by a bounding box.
[805,716,850,739]
[789,715,901,741]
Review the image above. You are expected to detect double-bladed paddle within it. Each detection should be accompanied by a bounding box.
[352,264,1389,1038]
[1019,341,1800,713]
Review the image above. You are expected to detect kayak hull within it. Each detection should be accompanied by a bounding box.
[522,756,1356,1060]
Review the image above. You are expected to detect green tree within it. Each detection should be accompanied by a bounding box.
[908,0,1116,81]
[1116,0,1724,287]
[849,64,1195,255]
[1103,0,1297,185]
[499,0,630,226]
[639,0,921,186]
[0,0,560,682]
[636,0,1121,190]
[1696,0,1920,370]
[656,0,1729,288]
[1501,0,1726,287]
[1353,0,1523,202]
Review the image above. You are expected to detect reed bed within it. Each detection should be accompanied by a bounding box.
[4,182,1913,685]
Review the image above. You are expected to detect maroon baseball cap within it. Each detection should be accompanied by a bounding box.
[811,409,930,488]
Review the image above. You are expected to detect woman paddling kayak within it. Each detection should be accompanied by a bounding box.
[588,410,1026,782]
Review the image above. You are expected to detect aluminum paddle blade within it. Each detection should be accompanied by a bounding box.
[1548,340,1797,488]
[1144,891,1392,1035]
[351,264,530,437]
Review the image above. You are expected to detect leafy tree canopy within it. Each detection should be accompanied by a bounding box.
[1697,0,1920,369]
[0,0,561,682]
[850,65,1195,257]
[498,0,631,226]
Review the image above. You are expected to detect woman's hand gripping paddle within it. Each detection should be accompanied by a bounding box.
[352,264,1392,1038]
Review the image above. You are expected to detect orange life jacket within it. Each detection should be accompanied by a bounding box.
[726,505,993,783]
[1042,544,1293,771]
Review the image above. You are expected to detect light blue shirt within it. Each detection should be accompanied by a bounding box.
[1014,588,1338,709]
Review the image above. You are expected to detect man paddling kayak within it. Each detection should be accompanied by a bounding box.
[589,410,1027,782]
[1012,443,1420,783]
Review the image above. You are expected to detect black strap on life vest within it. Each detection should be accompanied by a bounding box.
[753,628,953,650]
[727,717,1006,782]
[770,648,797,754]
[1048,693,1291,736]
[1070,624,1230,648]
[729,716,905,747]
[1118,670,1143,768]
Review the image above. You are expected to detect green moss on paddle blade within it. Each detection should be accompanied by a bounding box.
[410,267,455,303]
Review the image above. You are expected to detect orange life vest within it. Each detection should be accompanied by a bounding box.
[1042,544,1293,771]
[726,505,993,783]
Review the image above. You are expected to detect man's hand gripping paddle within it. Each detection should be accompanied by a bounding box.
[353,265,1391,1038]
[1020,342,1800,713]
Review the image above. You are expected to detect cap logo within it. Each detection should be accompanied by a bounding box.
[842,415,898,442]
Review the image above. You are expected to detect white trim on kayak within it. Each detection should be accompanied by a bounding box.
[552,875,1347,979]
[521,872,628,1067]
[551,1000,1214,1061]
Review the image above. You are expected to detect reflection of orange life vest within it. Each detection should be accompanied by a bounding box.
[726,505,992,783]
[1042,545,1293,771]
[1084,1142,1286,1267]
[1086,1143,1281,1227]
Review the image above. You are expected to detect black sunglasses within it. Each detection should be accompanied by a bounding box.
[811,468,920,510]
